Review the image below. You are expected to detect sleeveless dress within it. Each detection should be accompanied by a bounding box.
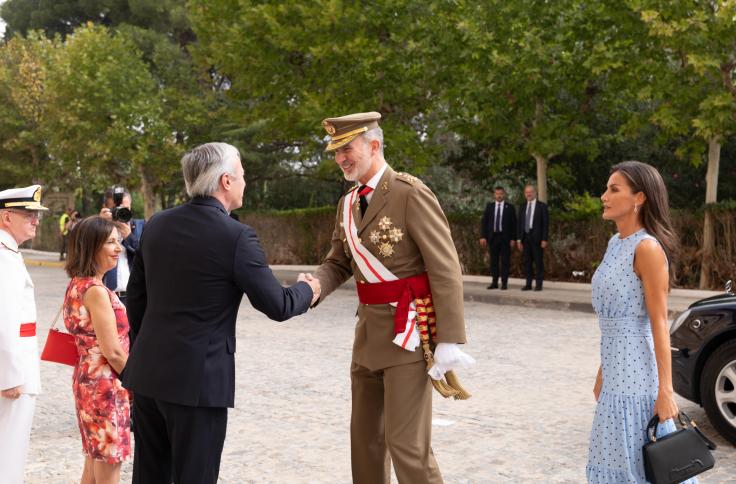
[63,277,131,464]
[586,229,695,483]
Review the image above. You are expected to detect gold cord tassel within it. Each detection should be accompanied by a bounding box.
[426,307,471,400]
[444,370,472,400]
[415,297,472,400]
[416,298,460,399]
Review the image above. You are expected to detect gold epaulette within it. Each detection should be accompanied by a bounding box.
[396,172,419,185]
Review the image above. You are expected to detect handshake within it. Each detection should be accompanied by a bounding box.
[297,273,321,305]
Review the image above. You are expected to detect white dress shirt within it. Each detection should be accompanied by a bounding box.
[115,249,130,293]
[359,162,388,204]
[525,199,536,231]
[494,201,505,231]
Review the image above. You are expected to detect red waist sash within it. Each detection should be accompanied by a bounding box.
[20,322,36,337]
[356,273,432,335]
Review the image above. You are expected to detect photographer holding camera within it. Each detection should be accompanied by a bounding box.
[100,188,145,319]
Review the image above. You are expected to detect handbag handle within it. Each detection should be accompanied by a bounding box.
[647,411,717,450]
[48,304,64,330]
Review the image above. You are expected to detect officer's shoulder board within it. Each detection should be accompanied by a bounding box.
[396,172,420,186]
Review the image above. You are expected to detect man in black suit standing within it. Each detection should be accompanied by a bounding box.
[122,142,320,484]
[480,186,516,290]
[100,189,143,309]
[517,184,549,291]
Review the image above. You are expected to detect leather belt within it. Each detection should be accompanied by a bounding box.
[20,322,36,337]
[115,291,127,298]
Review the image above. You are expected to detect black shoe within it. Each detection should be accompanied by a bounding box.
[534,286,543,291]
[501,284,508,290]
[487,283,499,290]
[521,286,532,291]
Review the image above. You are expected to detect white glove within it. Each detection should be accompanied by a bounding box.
[428,343,475,381]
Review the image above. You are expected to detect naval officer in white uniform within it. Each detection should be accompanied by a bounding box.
[0,185,48,484]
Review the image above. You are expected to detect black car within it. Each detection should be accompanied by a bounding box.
[671,280,736,444]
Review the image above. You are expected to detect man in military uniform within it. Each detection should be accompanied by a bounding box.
[312,112,473,483]
[0,185,48,484]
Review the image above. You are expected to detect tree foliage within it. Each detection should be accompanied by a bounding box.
[0,32,54,183]
[0,2,212,217]
[1,0,192,42]
[189,0,453,171]
[0,2,733,215]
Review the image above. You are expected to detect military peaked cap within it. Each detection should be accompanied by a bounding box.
[0,185,49,211]
[322,111,381,151]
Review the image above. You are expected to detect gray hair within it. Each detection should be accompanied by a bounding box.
[181,142,240,197]
[362,127,384,156]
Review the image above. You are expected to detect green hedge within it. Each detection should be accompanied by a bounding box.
[28,203,736,289]
[241,206,736,290]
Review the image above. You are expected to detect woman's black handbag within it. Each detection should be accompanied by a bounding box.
[642,412,717,484]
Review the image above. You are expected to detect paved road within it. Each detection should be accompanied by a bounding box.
[24,265,735,483]
[23,249,723,317]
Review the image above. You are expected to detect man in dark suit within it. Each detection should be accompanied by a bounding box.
[480,186,516,289]
[123,142,320,484]
[100,189,144,307]
[517,184,549,291]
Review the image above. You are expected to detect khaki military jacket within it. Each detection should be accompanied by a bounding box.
[315,166,466,371]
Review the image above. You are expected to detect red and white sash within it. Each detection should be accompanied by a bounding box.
[342,189,420,351]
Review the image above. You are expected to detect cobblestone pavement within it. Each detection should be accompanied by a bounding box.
[24,266,735,483]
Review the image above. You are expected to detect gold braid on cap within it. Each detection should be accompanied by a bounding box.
[330,126,368,141]
[415,297,471,400]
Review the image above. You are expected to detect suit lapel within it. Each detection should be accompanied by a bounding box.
[522,202,529,230]
[358,167,392,235]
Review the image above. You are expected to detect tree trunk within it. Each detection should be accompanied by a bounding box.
[532,153,548,203]
[699,137,721,289]
[29,145,44,185]
[139,165,156,220]
[529,100,551,203]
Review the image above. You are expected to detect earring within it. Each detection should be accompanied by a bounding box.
[634,204,639,214]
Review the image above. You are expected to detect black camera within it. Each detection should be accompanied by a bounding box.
[111,187,132,223]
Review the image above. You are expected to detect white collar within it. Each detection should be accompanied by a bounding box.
[361,163,388,190]
[528,199,537,204]
[495,200,505,205]
[0,228,19,252]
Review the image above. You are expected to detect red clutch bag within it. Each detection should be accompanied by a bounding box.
[40,306,78,367]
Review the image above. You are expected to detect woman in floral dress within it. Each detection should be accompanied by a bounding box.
[64,216,130,484]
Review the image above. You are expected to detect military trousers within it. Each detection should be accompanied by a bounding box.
[350,359,443,484]
[0,394,36,484]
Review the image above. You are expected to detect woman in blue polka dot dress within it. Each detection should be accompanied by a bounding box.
[586,161,695,483]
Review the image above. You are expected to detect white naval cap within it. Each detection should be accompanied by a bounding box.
[0,184,49,211]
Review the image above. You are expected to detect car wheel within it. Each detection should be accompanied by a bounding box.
[700,339,736,445]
